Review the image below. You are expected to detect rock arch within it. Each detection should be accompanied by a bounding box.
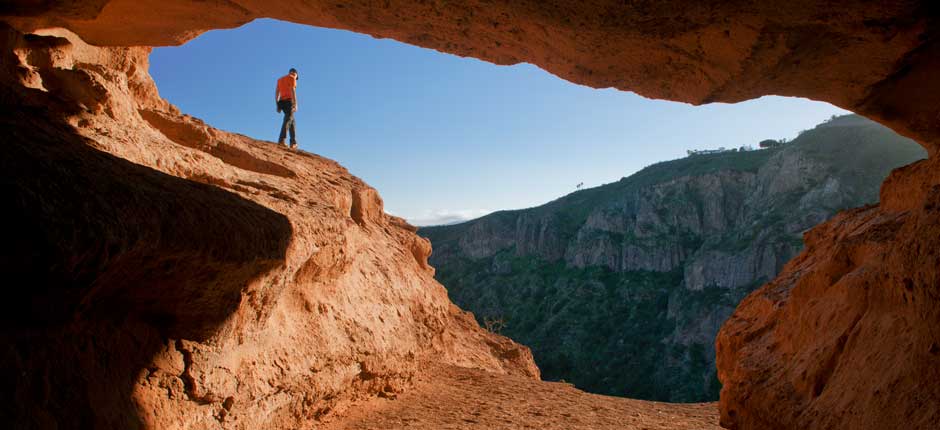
[3,2,938,429]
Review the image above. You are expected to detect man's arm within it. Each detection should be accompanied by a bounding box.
[291,86,297,112]
[275,84,280,111]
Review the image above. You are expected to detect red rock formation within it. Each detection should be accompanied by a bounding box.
[6,1,939,152]
[0,25,536,429]
[3,2,940,429]
[715,159,940,429]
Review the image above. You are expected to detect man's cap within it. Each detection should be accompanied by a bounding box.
[289,68,299,80]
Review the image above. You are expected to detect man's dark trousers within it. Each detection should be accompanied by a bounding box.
[278,99,296,144]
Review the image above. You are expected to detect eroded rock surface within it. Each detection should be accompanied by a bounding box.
[715,158,940,429]
[3,2,940,430]
[0,26,536,429]
[7,1,940,152]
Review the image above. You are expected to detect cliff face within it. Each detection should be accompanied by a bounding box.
[0,26,536,429]
[716,159,940,429]
[3,2,940,429]
[422,116,926,401]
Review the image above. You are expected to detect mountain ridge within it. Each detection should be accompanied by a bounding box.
[420,114,926,401]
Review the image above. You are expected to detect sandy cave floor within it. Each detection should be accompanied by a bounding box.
[322,364,720,430]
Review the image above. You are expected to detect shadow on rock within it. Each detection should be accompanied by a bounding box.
[0,105,292,428]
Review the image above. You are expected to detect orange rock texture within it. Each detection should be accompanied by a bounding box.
[6,1,939,153]
[323,364,721,430]
[0,25,536,429]
[715,158,940,429]
[3,2,939,429]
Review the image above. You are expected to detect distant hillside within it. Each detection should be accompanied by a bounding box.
[420,114,926,402]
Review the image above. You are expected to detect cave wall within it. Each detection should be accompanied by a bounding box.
[3,1,940,429]
[716,161,940,429]
[0,24,537,429]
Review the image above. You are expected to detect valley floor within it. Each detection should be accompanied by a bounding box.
[323,364,720,430]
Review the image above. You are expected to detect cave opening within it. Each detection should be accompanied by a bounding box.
[3,3,939,429]
[145,18,928,404]
[148,18,855,227]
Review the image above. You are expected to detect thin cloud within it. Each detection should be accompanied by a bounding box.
[406,209,492,227]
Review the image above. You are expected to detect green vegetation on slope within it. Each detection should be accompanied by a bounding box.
[422,114,927,402]
[438,250,746,401]
[528,147,783,245]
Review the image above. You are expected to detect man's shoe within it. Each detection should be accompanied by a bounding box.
[290,142,298,150]
[277,140,287,147]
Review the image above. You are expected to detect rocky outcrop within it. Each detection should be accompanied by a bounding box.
[0,26,536,429]
[716,163,940,428]
[422,117,925,402]
[3,2,940,429]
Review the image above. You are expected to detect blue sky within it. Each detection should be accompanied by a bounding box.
[150,19,848,226]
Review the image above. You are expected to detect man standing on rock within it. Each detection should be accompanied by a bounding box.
[275,68,299,149]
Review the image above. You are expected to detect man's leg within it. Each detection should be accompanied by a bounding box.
[278,101,291,145]
[289,109,297,147]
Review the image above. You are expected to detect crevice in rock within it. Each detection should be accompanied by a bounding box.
[174,340,213,405]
